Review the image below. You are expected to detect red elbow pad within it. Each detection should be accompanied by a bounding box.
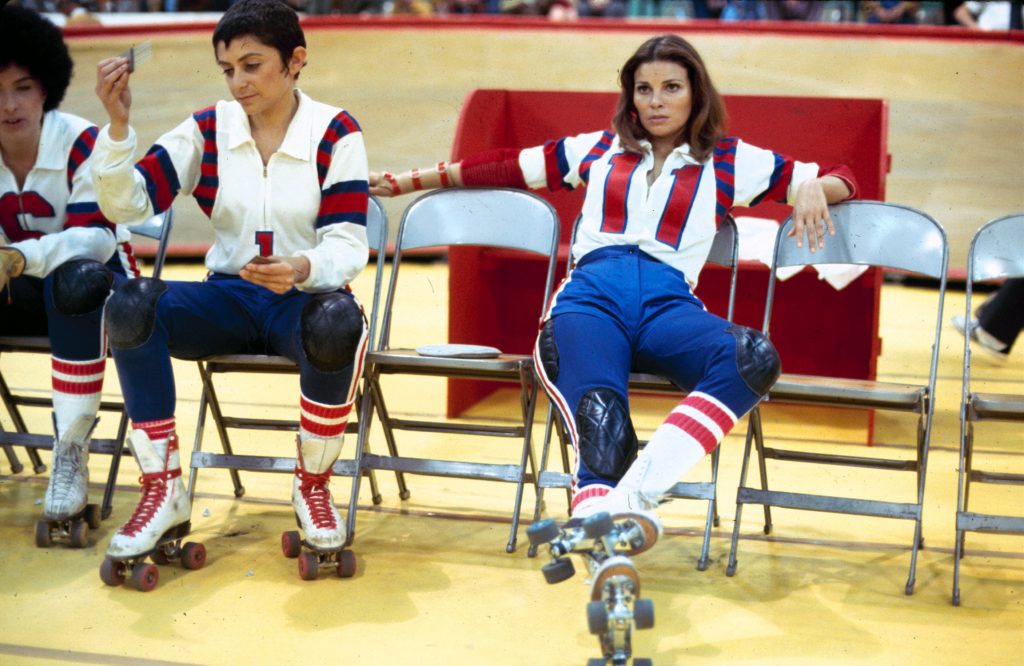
[460,149,528,189]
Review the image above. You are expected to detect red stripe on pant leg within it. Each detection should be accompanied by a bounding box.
[663,412,719,453]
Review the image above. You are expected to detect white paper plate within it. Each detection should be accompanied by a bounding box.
[415,344,502,359]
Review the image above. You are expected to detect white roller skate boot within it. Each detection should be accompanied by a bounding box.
[42,415,95,521]
[106,429,191,559]
[292,436,345,551]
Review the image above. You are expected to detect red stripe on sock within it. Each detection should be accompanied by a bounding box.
[133,417,176,441]
[686,395,736,433]
[663,412,719,453]
[300,396,353,420]
[571,485,610,512]
[52,378,103,395]
[52,358,106,376]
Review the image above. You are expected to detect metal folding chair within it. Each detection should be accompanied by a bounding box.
[953,212,1024,606]
[527,215,740,570]
[0,209,175,521]
[186,196,389,542]
[353,188,560,553]
[726,200,948,594]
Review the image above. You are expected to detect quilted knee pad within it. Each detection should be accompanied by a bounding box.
[576,388,638,480]
[728,324,781,396]
[105,278,167,349]
[300,293,365,372]
[52,260,113,315]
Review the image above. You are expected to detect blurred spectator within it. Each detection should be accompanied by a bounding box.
[763,0,823,20]
[392,0,433,12]
[500,0,576,17]
[692,0,764,20]
[434,0,489,11]
[577,0,625,17]
[953,1,1024,29]
[861,1,921,24]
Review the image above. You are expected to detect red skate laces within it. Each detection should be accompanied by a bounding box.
[296,469,337,529]
[118,468,182,537]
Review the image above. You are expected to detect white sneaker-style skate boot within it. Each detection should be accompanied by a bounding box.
[42,415,96,521]
[292,436,345,551]
[106,429,191,559]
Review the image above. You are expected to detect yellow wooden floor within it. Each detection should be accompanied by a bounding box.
[1,259,1021,665]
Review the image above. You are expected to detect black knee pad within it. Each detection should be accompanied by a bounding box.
[52,260,113,315]
[576,388,638,480]
[537,319,559,382]
[106,278,167,349]
[301,293,365,372]
[728,325,781,396]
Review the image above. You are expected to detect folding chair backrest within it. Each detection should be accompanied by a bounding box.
[380,188,559,348]
[772,201,947,277]
[125,208,174,279]
[766,200,948,334]
[969,214,1024,283]
[364,196,388,351]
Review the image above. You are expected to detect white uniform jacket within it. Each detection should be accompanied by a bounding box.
[92,90,369,292]
[0,110,124,278]
[518,131,826,289]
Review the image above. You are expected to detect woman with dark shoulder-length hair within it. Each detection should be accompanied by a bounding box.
[371,34,856,549]
[0,5,140,546]
[93,0,370,582]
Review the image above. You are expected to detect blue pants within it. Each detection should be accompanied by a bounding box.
[112,275,365,423]
[535,245,761,489]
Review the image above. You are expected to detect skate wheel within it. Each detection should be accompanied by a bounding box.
[100,558,125,587]
[281,531,302,559]
[526,519,560,546]
[129,563,159,592]
[587,659,606,666]
[181,542,207,570]
[633,659,654,666]
[298,551,319,581]
[634,598,655,630]
[586,600,608,636]
[151,547,171,565]
[34,520,52,548]
[85,504,102,529]
[541,557,575,584]
[69,520,89,548]
[582,512,614,539]
[336,550,356,578]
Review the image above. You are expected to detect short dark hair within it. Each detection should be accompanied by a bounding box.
[212,0,306,79]
[612,34,727,163]
[0,5,74,112]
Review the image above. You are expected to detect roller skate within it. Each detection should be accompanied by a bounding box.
[527,509,659,666]
[280,436,356,581]
[585,556,655,666]
[36,416,101,548]
[99,430,204,592]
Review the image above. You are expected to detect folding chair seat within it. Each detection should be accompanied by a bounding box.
[0,209,175,520]
[725,200,948,594]
[952,212,1024,606]
[352,188,560,553]
[528,215,740,570]
[186,196,389,541]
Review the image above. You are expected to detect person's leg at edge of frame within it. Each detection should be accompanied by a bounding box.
[41,260,118,521]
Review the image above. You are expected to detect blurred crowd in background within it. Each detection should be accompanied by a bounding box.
[14,0,1024,30]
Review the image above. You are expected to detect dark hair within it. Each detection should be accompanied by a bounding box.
[212,0,306,80]
[612,34,727,163]
[0,5,74,112]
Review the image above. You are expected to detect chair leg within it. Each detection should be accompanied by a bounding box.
[696,447,721,572]
[1,440,24,474]
[527,404,559,558]
[196,363,244,498]
[952,419,972,607]
[366,375,410,500]
[100,412,131,520]
[750,408,773,534]
[905,415,934,596]
[0,372,45,473]
[726,409,760,577]
[506,372,541,554]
